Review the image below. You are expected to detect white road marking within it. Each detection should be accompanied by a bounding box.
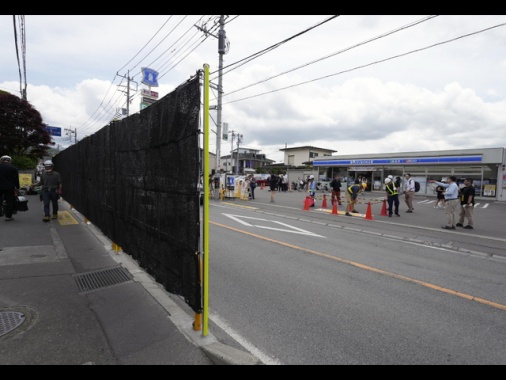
[222,213,325,237]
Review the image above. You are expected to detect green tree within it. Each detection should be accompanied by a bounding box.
[0,90,51,162]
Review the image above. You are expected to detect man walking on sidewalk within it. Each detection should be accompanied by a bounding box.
[31,160,62,222]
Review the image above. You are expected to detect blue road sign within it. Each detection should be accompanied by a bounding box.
[45,126,62,137]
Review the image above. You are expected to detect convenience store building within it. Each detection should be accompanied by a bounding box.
[310,147,506,202]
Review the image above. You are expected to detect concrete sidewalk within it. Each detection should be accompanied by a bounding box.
[0,194,260,365]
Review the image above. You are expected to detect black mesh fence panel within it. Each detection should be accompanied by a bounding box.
[53,75,202,313]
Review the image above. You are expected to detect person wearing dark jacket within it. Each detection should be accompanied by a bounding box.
[0,155,20,221]
[32,160,63,222]
[268,172,279,203]
[384,177,400,217]
[456,178,475,229]
[330,174,342,206]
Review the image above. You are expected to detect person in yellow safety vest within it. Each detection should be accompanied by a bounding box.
[384,177,400,217]
[345,179,366,216]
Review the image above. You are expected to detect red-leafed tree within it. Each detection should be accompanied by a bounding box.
[0,90,51,161]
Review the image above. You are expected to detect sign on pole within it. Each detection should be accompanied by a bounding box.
[45,126,62,137]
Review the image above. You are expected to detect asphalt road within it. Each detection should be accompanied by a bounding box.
[183,187,506,364]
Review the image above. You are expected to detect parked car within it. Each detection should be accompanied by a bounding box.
[254,174,270,187]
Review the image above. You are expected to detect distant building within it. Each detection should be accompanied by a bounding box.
[280,146,337,167]
[219,147,274,175]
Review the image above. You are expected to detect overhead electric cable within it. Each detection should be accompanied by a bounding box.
[224,21,506,105]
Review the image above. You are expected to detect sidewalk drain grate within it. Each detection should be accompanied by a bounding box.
[73,266,133,293]
[0,311,26,337]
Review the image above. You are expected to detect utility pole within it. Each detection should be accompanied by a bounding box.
[216,15,226,175]
[235,133,243,175]
[116,70,138,117]
[195,15,228,174]
[64,127,77,144]
[229,130,235,174]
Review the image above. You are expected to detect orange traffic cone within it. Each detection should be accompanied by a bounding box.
[365,202,373,220]
[331,202,338,215]
[380,199,388,216]
[303,196,311,210]
[322,194,328,208]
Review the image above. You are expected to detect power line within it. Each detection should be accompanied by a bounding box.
[223,20,506,105]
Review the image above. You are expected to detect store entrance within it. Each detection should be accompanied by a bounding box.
[348,170,374,192]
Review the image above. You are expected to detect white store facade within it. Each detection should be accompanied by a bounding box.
[310,147,506,202]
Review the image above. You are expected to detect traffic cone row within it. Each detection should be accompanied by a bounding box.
[300,196,379,219]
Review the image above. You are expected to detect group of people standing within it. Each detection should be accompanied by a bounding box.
[383,173,475,229]
[434,176,475,230]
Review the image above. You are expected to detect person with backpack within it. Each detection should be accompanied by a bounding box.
[403,173,416,213]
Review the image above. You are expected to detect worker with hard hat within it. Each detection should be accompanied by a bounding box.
[31,160,63,222]
[345,179,366,216]
[0,155,20,221]
[384,177,400,217]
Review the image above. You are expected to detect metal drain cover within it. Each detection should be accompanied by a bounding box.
[73,266,133,293]
[0,311,26,337]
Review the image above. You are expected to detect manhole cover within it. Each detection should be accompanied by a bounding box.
[0,311,26,337]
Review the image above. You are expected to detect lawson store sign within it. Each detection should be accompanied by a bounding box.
[313,155,483,166]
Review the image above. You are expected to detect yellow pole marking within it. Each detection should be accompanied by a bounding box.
[210,221,506,312]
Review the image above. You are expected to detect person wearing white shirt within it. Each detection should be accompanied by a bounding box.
[403,173,416,213]
[433,175,459,230]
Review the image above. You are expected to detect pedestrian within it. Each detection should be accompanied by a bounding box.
[434,182,446,208]
[307,175,316,207]
[384,177,400,217]
[394,176,402,195]
[31,160,63,222]
[249,174,257,200]
[268,171,279,203]
[345,179,366,216]
[0,155,20,221]
[433,175,459,230]
[403,173,416,213]
[330,174,342,206]
[456,178,475,229]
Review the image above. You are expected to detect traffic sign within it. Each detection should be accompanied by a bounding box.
[45,126,62,137]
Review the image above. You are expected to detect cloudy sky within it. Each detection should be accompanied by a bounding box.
[1,15,506,164]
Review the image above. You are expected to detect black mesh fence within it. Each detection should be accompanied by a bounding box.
[53,74,203,313]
